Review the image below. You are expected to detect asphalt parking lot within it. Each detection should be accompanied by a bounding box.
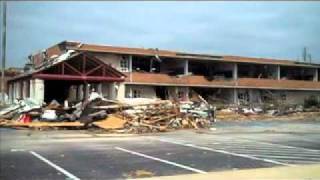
[1,120,320,180]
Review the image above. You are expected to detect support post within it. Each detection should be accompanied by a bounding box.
[129,55,133,82]
[116,83,125,100]
[313,68,318,82]
[185,87,190,101]
[277,65,281,80]
[97,83,102,95]
[184,60,189,75]
[8,83,12,103]
[233,63,238,80]
[34,79,44,104]
[83,82,88,100]
[233,88,238,105]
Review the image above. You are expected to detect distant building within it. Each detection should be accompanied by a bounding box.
[1,67,23,93]
[7,41,320,105]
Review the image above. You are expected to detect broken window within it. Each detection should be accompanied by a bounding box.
[120,56,129,72]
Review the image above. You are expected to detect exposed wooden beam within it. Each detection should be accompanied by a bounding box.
[85,64,103,75]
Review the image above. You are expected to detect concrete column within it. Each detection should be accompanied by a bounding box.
[248,89,254,103]
[109,83,116,100]
[185,87,190,101]
[116,83,125,101]
[17,82,21,99]
[8,83,12,103]
[233,88,238,105]
[13,82,19,100]
[128,85,133,98]
[16,82,21,99]
[97,83,102,95]
[83,82,89,100]
[29,79,34,101]
[33,79,44,104]
[129,55,133,82]
[12,83,15,101]
[78,84,84,101]
[313,68,318,82]
[233,63,238,80]
[184,60,189,75]
[277,65,281,80]
[128,55,133,72]
[22,81,28,99]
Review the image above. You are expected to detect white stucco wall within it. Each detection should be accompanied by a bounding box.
[94,53,129,72]
[30,79,44,104]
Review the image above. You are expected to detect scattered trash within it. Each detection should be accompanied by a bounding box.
[41,110,58,121]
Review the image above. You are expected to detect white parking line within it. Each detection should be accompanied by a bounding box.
[115,147,207,174]
[154,138,295,167]
[29,151,80,180]
[10,149,26,152]
[243,138,320,152]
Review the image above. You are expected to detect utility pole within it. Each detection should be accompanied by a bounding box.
[303,47,307,62]
[308,54,312,63]
[1,1,7,104]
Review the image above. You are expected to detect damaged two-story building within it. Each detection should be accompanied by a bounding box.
[7,41,320,105]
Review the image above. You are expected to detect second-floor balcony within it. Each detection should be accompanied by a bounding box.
[124,72,320,90]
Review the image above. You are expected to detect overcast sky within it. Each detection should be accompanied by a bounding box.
[1,1,320,67]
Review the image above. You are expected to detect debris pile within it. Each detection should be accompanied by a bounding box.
[216,103,320,121]
[118,100,215,133]
[0,96,215,133]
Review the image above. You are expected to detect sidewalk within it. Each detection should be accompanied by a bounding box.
[136,164,320,180]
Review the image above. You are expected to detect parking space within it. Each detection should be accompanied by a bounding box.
[0,151,65,180]
[1,121,320,180]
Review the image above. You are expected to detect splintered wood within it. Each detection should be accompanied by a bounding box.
[93,115,126,129]
[0,121,84,128]
[0,100,214,133]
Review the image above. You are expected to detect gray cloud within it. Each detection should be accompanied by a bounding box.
[1,1,320,67]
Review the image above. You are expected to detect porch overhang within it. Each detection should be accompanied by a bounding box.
[8,52,126,83]
[33,73,124,82]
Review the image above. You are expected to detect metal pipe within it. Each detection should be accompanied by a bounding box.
[1,1,7,104]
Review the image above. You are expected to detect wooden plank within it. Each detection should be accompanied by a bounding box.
[1,121,84,127]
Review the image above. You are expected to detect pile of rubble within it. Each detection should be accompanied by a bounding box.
[0,95,215,133]
[216,103,320,121]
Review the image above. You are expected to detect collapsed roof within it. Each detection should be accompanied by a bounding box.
[29,40,320,69]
